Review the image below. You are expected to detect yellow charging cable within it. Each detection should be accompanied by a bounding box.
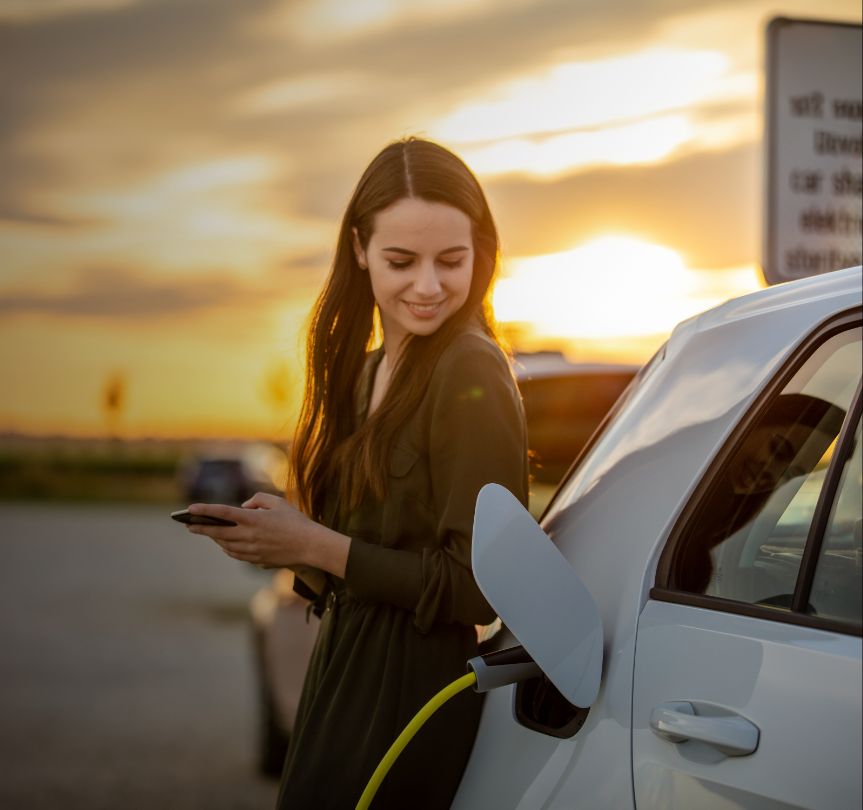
[355,671,478,810]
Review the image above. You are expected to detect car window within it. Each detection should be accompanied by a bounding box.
[670,326,861,615]
[808,418,862,624]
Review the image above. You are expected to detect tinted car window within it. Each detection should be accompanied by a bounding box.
[808,418,862,625]
[671,326,861,610]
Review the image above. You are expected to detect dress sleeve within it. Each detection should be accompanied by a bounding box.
[344,337,530,633]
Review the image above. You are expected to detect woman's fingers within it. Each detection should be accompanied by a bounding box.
[198,531,257,560]
[221,541,260,563]
[187,502,247,523]
[222,547,259,564]
[185,524,241,542]
[185,498,303,568]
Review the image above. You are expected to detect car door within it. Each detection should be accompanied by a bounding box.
[632,313,862,810]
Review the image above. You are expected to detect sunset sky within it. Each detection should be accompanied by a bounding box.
[1,0,860,440]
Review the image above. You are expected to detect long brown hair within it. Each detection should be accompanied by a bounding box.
[290,137,503,520]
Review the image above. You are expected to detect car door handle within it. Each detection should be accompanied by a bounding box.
[649,701,760,756]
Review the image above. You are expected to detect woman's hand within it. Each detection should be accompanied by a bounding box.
[185,492,351,577]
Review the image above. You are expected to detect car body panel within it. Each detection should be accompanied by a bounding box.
[633,601,862,810]
[454,266,862,808]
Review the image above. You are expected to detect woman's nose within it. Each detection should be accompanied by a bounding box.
[414,263,443,297]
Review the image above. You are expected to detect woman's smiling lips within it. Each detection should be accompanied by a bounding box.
[403,299,446,318]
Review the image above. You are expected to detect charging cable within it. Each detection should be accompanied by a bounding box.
[355,645,541,809]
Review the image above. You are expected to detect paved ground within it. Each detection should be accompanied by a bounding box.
[0,501,280,810]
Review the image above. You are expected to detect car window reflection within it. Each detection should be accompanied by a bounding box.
[672,327,861,613]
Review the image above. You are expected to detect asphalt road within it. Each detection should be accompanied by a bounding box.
[0,501,280,810]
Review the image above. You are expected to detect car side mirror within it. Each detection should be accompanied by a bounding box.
[472,484,603,707]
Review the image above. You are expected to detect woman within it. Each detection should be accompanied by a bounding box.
[186,138,529,808]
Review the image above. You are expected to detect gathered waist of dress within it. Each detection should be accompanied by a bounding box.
[320,582,372,613]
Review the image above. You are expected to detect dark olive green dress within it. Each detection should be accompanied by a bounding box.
[276,330,529,810]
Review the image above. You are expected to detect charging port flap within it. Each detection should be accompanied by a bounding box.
[472,483,603,708]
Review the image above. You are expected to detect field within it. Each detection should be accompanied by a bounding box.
[0,435,271,503]
[0,434,557,517]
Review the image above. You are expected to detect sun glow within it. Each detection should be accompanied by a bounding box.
[494,236,763,340]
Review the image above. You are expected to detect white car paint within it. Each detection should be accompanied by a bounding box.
[454,266,862,810]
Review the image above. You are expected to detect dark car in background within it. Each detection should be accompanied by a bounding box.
[178,446,285,506]
[515,352,639,512]
[249,354,640,776]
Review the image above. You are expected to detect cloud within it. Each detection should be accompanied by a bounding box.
[431,48,734,143]
[487,141,761,269]
[0,0,277,214]
[0,265,298,320]
[0,205,103,228]
[232,72,371,117]
[0,0,263,85]
[1,0,857,282]
[284,0,511,42]
[0,0,711,220]
[0,0,137,23]
[425,44,759,179]
[281,250,332,272]
[0,151,334,288]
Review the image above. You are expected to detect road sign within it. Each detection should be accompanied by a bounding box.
[764,18,862,285]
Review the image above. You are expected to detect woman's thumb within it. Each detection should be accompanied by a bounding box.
[242,491,277,509]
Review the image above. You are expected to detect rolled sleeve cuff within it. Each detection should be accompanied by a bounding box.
[344,538,424,612]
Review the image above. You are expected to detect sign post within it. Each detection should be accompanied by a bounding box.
[764,18,862,285]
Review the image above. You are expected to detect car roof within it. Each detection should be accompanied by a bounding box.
[682,264,862,335]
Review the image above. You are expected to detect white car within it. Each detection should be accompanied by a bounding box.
[456,265,862,809]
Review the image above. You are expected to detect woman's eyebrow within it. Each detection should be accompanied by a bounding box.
[381,245,470,254]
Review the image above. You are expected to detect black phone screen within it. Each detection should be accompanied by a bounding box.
[170,509,237,527]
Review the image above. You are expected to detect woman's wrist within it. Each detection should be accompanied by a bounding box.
[301,522,351,578]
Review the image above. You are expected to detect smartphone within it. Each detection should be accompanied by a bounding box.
[170,508,237,527]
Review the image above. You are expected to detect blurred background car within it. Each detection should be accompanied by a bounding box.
[177,443,287,506]
[249,355,639,776]
[516,352,638,514]
[250,569,319,777]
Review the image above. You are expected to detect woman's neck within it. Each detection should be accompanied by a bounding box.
[367,351,391,418]
[381,331,407,370]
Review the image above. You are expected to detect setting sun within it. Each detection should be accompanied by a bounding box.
[494,235,764,340]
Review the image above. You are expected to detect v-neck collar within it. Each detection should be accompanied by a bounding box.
[357,347,385,427]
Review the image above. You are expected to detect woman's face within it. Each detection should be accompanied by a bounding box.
[354,197,474,349]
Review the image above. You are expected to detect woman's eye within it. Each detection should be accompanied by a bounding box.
[386,259,412,270]
[439,259,464,269]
